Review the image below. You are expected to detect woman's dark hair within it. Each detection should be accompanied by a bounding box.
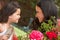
[0,1,20,23]
[31,0,57,30]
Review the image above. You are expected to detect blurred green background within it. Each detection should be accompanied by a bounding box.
[54,0,60,18]
[17,0,36,26]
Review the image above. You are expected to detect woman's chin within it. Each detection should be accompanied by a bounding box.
[39,20,43,23]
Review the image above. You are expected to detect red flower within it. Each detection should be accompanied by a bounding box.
[29,30,44,40]
[13,35,18,40]
[46,31,57,40]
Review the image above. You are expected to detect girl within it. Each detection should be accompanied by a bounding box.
[0,1,21,40]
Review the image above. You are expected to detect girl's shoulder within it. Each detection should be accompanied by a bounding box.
[0,24,3,32]
[6,25,14,34]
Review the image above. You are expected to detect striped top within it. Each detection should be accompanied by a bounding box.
[0,25,14,40]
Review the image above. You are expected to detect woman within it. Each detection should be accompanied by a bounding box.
[0,1,21,40]
[31,0,57,31]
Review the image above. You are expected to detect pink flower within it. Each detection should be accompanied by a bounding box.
[46,31,57,40]
[29,30,44,40]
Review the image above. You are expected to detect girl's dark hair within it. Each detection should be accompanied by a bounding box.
[31,0,57,30]
[0,0,17,10]
[0,1,20,23]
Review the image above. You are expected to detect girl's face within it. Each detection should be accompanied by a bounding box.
[9,8,21,23]
[36,5,44,23]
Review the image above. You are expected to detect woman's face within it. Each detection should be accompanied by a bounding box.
[36,5,44,23]
[9,8,21,23]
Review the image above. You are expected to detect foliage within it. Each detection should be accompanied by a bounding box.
[38,16,56,34]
